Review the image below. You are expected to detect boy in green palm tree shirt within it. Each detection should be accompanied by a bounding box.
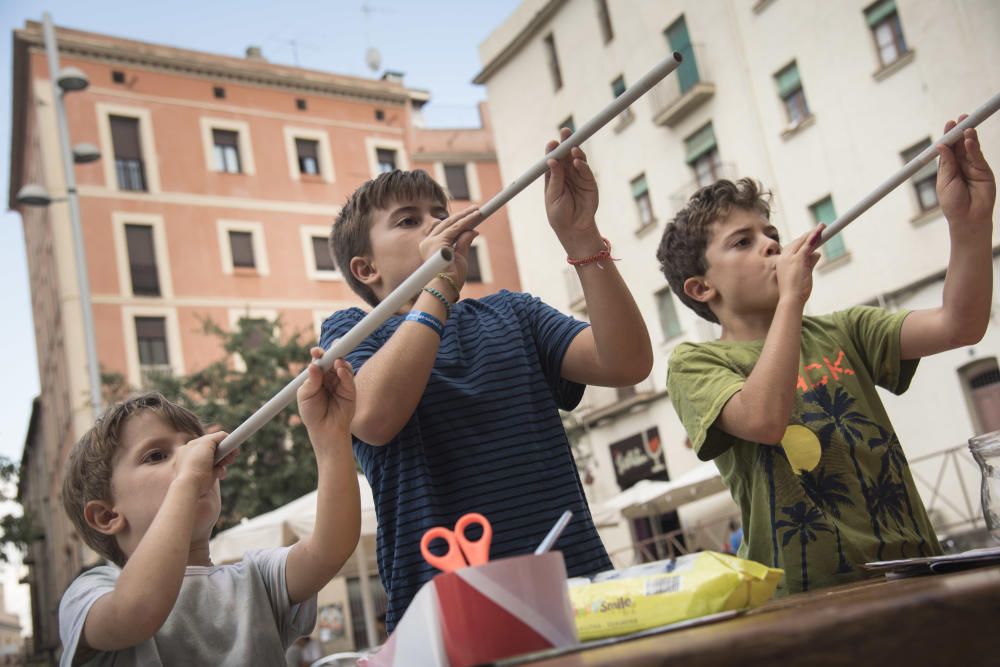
[658,118,995,593]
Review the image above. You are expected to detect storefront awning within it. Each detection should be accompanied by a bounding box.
[603,462,726,518]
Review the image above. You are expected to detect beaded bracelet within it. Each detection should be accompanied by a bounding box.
[404,310,444,337]
[435,272,460,300]
[422,286,452,318]
[566,237,619,269]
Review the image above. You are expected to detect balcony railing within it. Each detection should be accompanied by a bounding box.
[907,443,987,540]
[604,443,994,568]
[139,363,172,388]
[566,377,662,430]
[115,158,147,191]
[649,43,715,128]
[606,512,739,568]
[669,162,739,212]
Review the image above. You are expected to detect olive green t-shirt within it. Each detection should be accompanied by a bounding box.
[667,306,942,594]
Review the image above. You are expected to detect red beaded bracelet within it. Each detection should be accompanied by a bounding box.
[566,237,619,268]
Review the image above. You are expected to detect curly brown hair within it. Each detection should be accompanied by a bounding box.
[61,393,204,566]
[656,178,772,323]
[329,170,449,307]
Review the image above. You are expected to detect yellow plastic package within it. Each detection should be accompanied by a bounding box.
[568,551,783,641]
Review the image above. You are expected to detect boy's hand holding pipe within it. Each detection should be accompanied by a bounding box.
[544,128,603,256]
[418,206,481,297]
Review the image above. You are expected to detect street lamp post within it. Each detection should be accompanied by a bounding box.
[40,12,103,419]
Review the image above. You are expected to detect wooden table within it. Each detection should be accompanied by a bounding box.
[499,564,1000,667]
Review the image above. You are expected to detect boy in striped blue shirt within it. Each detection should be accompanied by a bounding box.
[320,131,653,630]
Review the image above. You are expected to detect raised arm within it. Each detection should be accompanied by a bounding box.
[542,129,653,387]
[716,228,822,444]
[560,247,654,387]
[900,121,996,360]
[285,352,361,604]
[348,208,480,445]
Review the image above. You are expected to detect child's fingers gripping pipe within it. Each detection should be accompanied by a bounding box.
[176,431,230,485]
[937,119,964,179]
[806,227,825,269]
[195,430,227,456]
[788,224,824,256]
[332,359,357,403]
[307,347,343,393]
[453,228,479,261]
[438,207,482,243]
[300,354,324,398]
[782,229,810,256]
[204,431,233,479]
[308,346,328,384]
[810,223,825,244]
[427,206,479,239]
[543,134,575,192]
[951,116,971,164]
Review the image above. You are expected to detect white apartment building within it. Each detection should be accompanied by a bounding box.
[475,0,1000,562]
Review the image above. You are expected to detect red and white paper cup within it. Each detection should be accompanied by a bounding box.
[363,552,577,667]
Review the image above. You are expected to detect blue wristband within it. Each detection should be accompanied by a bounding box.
[404,310,444,338]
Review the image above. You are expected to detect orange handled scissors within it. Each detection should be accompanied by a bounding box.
[420,512,493,573]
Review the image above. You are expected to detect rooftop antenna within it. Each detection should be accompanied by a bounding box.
[361,1,386,74]
[365,46,382,73]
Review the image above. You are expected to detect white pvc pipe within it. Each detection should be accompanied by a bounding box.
[819,90,1000,245]
[215,248,452,461]
[477,51,683,221]
[215,52,686,462]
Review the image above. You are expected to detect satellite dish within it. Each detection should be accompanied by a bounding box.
[365,47,382,73]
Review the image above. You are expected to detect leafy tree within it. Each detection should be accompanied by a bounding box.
[0,456,32,563]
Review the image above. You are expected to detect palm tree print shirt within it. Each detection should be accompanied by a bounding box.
[667,306,942,594]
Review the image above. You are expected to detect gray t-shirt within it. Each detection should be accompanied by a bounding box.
[59,547,317,666]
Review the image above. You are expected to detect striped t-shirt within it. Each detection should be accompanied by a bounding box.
[319,290,612,631]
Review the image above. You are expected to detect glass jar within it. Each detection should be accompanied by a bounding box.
[969,430,1000,542]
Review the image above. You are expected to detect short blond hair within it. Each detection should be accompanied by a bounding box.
[61,393,204,566]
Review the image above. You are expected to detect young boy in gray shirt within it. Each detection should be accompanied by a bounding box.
[58,350,360,666]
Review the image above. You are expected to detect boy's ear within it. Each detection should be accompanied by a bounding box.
[349,256,379,288]
[84,500,127,537]
[683,276,715,304]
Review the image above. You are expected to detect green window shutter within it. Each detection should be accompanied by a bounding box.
[823,233,846,260]
[665,16,700,93]
[612,75,626,98]
[685,124,717,164]
[775,62,802,99]
[631,174,649,198]
[810,197,836,224]
[902,138,937,182]
[657,289,683,339]
[865,0,897,27]
[810,197,846,260]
